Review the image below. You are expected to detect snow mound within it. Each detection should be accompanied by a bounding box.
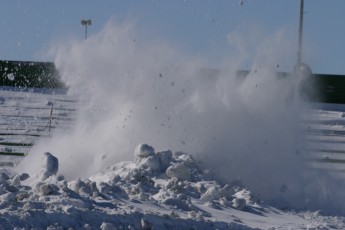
[1,145,343,229]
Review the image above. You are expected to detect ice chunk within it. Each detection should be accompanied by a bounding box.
[134,144,155,164]
[139,155,161,172]
[100,222,117,230]
[0,172,9,181]
[166,162,191,181]
[19,173,30,181]
[35,182,57,196]
[232,197,247,211]
[156,150,173,170]
[69,179,94,195]
[135,144,155,158]
[41,152,59,180]
[141,218,153,230]
[162,197,191,211]
[219,184,237,199]
[0,192,16,204]
[97,182,128,199]
[200,186,221,202]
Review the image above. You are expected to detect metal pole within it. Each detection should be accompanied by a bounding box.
[85,25,88,39]
[81,19,92,40]
[297,0,304,68]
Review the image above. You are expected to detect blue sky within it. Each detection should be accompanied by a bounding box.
[0,0,344,74]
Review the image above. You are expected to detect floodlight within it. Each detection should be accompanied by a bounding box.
[81,19,92,39]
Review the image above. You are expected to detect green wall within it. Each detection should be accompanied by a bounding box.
[1,60,345,104]
[313,74,345,104]
[0,60,65,88]
[236,70,345,104]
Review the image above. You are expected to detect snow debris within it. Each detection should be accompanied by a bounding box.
[97,181,128,199]
[219,184,239,199]
[166,162,192,181]
[232,197,247,211]
[19,173,30,181]
[35,182,59,196]
[0,192,16,205]
[68,178,98,196]
[141,218,153,230]
[0,143,342,228]
[41,152,59,180]
[138,155,161,172]
[200,186,221,202]
[134,143,155,160]
[100,222,117,230]
[0,172,10,181]
[156,150,173,169]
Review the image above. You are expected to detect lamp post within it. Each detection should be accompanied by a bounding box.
[297,0,304,69]
[81,19,92,39]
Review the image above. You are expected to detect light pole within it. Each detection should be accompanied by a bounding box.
[81,19,92,39]
[297,0,304,69]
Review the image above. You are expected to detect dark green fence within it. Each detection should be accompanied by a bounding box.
[1,60,345,103]
[312,74,345,104]
[0,60,65,88]
[235,70,345,104]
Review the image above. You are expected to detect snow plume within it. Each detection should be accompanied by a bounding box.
[18,19,344,214]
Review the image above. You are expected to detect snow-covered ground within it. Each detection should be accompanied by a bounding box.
[0,88,345,229]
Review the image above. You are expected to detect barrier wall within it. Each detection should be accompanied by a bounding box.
[235,70,345,104]
[313,74,345,104]
[0,60,65,88]
[1,60,345,103]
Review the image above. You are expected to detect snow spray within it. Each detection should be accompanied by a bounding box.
[19,20,345,214]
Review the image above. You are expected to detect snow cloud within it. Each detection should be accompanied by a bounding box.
[19,19,345,214]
